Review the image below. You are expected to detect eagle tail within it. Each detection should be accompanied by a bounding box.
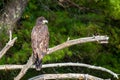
[34,54,42,71]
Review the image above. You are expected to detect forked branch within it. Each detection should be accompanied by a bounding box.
[14,35,109,80]
[0,30,17,59]
[48,35,109,54]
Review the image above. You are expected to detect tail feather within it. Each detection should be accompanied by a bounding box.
[34,54,42,71]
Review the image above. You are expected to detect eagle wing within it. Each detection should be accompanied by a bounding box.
[31,25,49,59]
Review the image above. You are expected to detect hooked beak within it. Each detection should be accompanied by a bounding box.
[43,20,48,24]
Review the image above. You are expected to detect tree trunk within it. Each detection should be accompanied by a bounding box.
[0,0,28,49]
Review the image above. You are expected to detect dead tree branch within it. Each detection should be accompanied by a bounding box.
[48,35,109,54]
[0,62,118,79]
[42,63,119,79]
[28,73,111,80]
[14,35,109,80]
[0,30,17,59]
[14,55,33,80]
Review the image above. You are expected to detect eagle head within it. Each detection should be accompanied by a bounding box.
[36,16,48,25]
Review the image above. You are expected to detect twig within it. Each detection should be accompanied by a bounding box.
[9,30,12,41]
[28,73,111,80]
[0,31,17,59]
[67,37,70,41]
[14,35,109,80]
[0,62,118,79]
[58,0,99,13]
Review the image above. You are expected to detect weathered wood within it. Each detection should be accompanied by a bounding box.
[14,55,33,80]
[48,35,109,54]
[0,30,17,59]
[0,62,118,79]
[14,35,109,80]
[28,73,111,80]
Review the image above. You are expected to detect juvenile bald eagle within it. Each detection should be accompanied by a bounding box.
[31,17,49,70]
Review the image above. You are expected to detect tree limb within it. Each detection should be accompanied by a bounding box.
[48,35,109,54]
[0,30,17,59]
[1,62,118,79]
[14,55,33,80]
[14,35,109,80]
[28,73,111,80]
[42,63,119,79]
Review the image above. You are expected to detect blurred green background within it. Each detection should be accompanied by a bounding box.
[0,0,120,80]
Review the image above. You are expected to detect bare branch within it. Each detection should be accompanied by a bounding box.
[14,35,109,80]
[28,73,111,80]
[1,62,118,79]
[42,63,118,79]
[14,55,33,80]
[0,31,17,59]
[47,35,109,54]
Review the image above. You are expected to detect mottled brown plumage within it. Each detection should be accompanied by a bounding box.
[31,16,49,70]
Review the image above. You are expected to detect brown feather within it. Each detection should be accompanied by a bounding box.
[31,17,49,70]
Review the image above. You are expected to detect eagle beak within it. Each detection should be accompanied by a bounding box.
[43,20,48,24]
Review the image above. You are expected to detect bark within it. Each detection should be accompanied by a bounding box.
[0,0,28,49]
[0,0,28,31]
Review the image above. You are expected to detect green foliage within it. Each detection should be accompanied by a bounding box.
[0,0,120,79]
[109,0,120,19]
[44,48,72,63]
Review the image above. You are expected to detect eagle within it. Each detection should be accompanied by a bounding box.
[31,16,49,70]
